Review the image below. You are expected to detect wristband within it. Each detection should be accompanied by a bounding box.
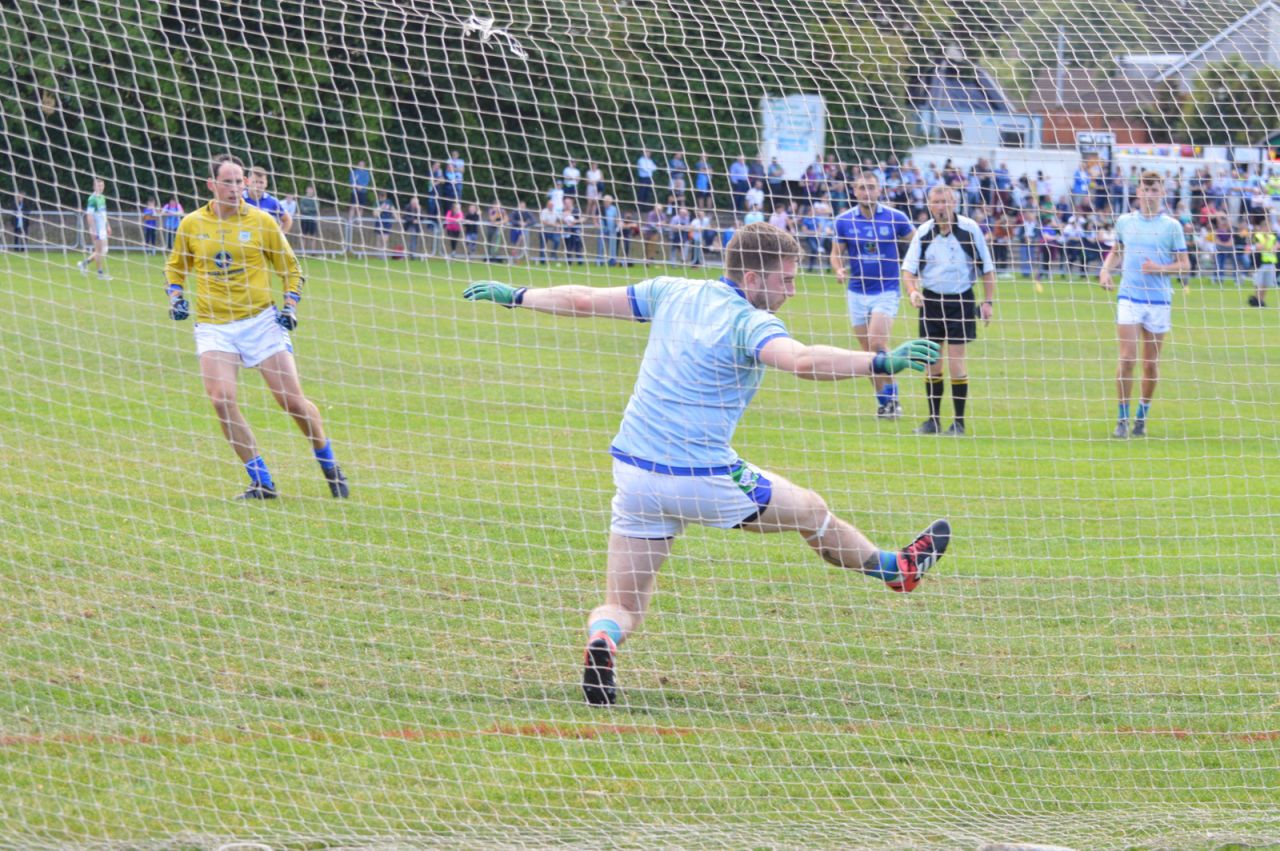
[982,300,993,306]
[284,292,301,305]
[166,284,184,298]
[871,351,889,375]
[512,287,527,306]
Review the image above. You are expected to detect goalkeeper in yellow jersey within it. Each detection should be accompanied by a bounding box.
[164,153,348,499]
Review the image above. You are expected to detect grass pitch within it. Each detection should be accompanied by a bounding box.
[2,251,1278,849]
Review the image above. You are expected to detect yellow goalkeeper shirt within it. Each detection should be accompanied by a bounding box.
[164,201,304,324]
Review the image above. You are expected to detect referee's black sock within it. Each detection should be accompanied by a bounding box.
[926,377,946,424]
[951,378,968,426]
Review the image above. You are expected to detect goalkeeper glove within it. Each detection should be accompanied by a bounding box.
[277,294,299,331]
[872,339,940,374]
[166,284,190,321]
[463,281,527,308]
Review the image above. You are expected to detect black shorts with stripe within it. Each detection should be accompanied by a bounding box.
[919,289,977,343]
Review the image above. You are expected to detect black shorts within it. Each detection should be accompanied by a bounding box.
[301,219,318,236]
[919,290,977,343]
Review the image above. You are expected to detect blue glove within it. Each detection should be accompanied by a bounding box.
[277,295,299,331]
[167,284,189,321]
[872,340,941,374]
[463,281,526,308]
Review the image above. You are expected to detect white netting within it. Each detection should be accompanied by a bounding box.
[1,1,1278,848]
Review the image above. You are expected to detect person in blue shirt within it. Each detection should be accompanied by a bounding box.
[464,222,949,705]
[831,171,916,418]
[244,167,294,234]
[1099,170,1189,439]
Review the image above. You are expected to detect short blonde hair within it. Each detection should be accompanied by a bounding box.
[724,221,800,282]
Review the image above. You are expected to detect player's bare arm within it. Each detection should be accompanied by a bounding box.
[758,336,938,381]
[464,281,637,320]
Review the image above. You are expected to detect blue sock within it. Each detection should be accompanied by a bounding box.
[864,550,900,582]
[1136,402,1150,421]
[886,382,898,402]
[588,619,623,647]
[245,455,275,489]
[875,386,891,407]
[1118,403,1131,423]
[313,441,337,472]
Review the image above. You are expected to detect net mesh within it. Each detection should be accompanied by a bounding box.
[2,1,1278,848]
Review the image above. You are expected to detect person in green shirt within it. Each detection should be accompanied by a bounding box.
[76,178,111,280]
[297,185,321,253]
[1250,220,1277,307]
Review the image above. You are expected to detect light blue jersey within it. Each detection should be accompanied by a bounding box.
[611,276,789,472]
[1115,212,1187,305]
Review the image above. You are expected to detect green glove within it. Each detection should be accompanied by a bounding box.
[874,339,940,374]
[463,281,526,308]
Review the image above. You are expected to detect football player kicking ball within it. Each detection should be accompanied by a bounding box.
[465,222,950,706]
[164,153,348,499]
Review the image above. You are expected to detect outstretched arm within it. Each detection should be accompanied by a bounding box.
[758,336,939,381]
[464,281,638,320]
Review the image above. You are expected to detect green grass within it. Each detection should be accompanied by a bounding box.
[2,251,1279,849]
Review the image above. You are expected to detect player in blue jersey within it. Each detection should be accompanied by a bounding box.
[244,166,294,234]
[464,222,951,706]
[1099,171,1189,439]
[831,171,917,418]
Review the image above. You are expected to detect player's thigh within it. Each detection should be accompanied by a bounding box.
[258,350,307,405]
[605,533,673,605]
[199,351,241,403]
[1115,320,1141,359]
[945,341,967,374]
[1139,328,1166,361]
[737,470,826,536]
[866,306,896,347]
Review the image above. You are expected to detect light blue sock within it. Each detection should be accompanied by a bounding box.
[1136,402,1150,421]
[864,550,900,582]
[1118,402,1131,423]
[245,455,274,489]
[588,619,623,647]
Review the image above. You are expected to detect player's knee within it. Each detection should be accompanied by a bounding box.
[799,490,830,535]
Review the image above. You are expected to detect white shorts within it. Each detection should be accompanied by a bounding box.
[847,289,900,328]
[1116,299,1172,335]
[94,226,108,242]
[610,457,774,539]
[194,306,292,368]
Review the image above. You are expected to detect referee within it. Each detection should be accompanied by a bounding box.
[901,185,996,435]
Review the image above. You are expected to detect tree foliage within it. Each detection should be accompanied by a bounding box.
[0,0,922,211]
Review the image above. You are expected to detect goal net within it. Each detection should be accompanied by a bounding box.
[2,0,1278,848]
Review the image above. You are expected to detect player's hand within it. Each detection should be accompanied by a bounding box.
[463,281,526,308]
[1140,259,1162,274]
[908,289,925,309]
[832,264,848,284]
[277,300,298,331]
[980,301,993,326]
[1099,269,1115,291]
[876,339,940,374]
[166,284,189,321]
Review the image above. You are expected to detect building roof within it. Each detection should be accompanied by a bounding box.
[1021,67,1169,116]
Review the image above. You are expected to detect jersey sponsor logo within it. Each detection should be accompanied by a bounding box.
[213,250,233,269]
[879,226,890,236]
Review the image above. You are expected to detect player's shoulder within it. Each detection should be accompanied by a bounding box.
[883,205,911,222]
[911,219,935,238]
[955,214,982,232]
[240,203,280,228]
